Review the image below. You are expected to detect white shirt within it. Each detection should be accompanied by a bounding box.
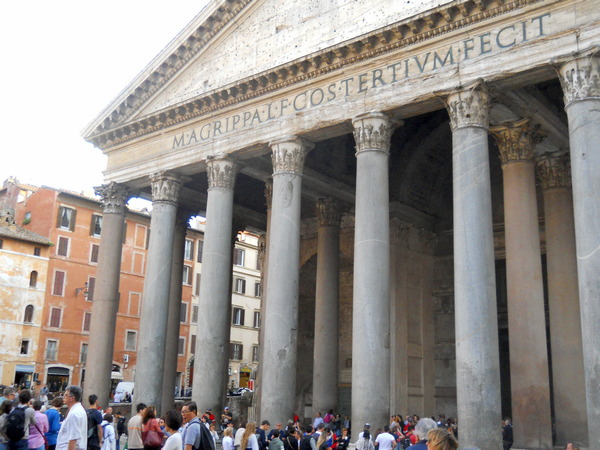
[162,431,181,450]
[234,428,245,447]
[101,423,116,450]
[223,435,234,450]
[375,433,395,450]
[57,403,88,450]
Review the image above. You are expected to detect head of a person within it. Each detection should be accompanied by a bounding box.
[2,387,16,401]
[305,425,313,434]
[317,412,322,418]
[165,409,183,432]
[261,420,271,430]
[425,428,458,450]
[182,401,198,424]
[19,389,32,405]
[503,417,511,426]
[65,386,83,407]
[105,406,113,415]
[51,397,64,408]
[136,403,147,414]
[276,422,283,430]
[32,400,43,411]
[1,400,12,415]
[142,406,157,424]
[272,430,280,439]
[317,423,324,432]
[89,394,98,406]
[159,418,166,427]
[415,418,437,441]
[341,428,348,436]
[364,423,371,431]
[223,427,233,438]
[210,423,216,431]
[115,411,122,418]
[104,414,114,423]
[383,425,390,433]
[241,422,257,450]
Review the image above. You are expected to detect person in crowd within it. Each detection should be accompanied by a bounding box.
[87,395,103,450]
[113,412,126,450]
[100,415,116,450]
[374,426,394,450]
[312,415,323,432]
[0,389,16,408]
[336,429,349,450]
[45,397,62,450]
[502,418,513,450]
[161,411,182,450]
[425,429,458,450]
[268,423,285,442]
[29,400,49,450]
[256,422,269,450]
[141,407,162,450]
[268,431,283,450]
[222,428,234,450]
[355,431,373,450]
[0,401,13,450]
[234,422,246,450]
[221,408,233,432]
[315,430,329,450]
[410,418,437,450]
[56,386,87,450]
[282,427,297,450]
[208,424,219,446]
[240,422,259,450]
[8,389,36,450]
[127,404,147,450]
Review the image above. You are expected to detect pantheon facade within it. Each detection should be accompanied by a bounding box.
[83,0,599,448]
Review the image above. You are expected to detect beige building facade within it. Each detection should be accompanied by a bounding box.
[83,0,599,448]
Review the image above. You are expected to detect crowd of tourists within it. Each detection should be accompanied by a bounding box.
[0,386,583,450]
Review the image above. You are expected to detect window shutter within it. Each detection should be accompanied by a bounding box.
[87,277,96,301]
[53,271,65,296]
[229,343,235,359]
[56,207,63,228]
[69,209,77,231]
[240,309,245,326]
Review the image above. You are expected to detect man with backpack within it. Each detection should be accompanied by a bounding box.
[182,402,214,450]
[6,389,35,450]
[86,395,103,450]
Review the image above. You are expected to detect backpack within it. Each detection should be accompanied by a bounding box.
[87,409,98,439]
[400,437,411,450]
[5,406,26,442]
[117,417,127,435]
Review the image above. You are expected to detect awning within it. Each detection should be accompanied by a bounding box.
[47,367,69,376]
[15,365,34,373]
[111,371,123,380]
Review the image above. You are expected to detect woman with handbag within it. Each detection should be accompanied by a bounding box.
[141,407,164,450]
[29,400,49,450]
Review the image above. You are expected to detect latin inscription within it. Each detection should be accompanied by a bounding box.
[173,13,550,149]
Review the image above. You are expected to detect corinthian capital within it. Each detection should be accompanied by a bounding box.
[315,197,343,227]
[489,119,542,166]
[352,112,394,154]
[536,152,571,190]
[94,182,131,215]
[556,51,600,106]
[270,135,314,175]
[206,155,240,190]
[150,171,183,205]
[445,86,490,131]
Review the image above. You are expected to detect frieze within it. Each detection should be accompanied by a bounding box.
[206,155,240,190]
[87,1,552,149]
[94,182,131,215]
[150,171,184,205]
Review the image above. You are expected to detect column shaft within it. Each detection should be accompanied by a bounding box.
[312,198,342,415]
[85,183,129,408]
[445,88,501,449]
[558,53,600,448]
[260,136,312,425]
[134,172,182,412]
[490,120,552,448]
[351,112,392,430]
[161,212,188,412]
[193,157,239,414]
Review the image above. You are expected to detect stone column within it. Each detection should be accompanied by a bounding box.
[557,52,600,448]
[445,87,501,449]
[193,156,239,414]
[536,152,588,446]
[490,119,552,449]
[85,182,130,408]
[161,208,193,413]
[312,197,343,415]
[260,136,313,425]
[351,112,393,430]
[134,171,183,412]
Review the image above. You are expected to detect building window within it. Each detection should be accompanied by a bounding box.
[190,335,196,354]
[83,311,91,332]
[23,212,32,225]
[49,307,62,328]
[57,236,69,257]
[90,244,100,263]
[80,343,88,363]
[34,247,41,256]
[178,337,186,356]
[20,339,30,355]
[184,239,194,260]
[192,305,199,324]
[180,302,188,323]
[57,206,76,231]
[254,282,262,298]
[253,311,260,329]
[29,271,38,288]
[233,248,245,266]
[194,273,201,296]
[87,277,96,301]
[52,270,65,296]
[90,214,102,237]
[197,240,203,262]
[252,345,259,362]
[125,331,137,351]
[46,340,58,360]
[229,343,243,360]
[232,307,245,326]
[23,305,34,323]
[182,265,192,285]
[233,278,246,294]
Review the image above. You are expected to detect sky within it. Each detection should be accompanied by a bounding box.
[1,1,210,197]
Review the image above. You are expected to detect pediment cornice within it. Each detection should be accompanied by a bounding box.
[85,0,547,150]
